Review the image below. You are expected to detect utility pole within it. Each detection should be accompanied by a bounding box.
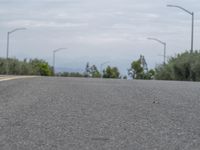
[147,37,167,65]
[6,28,26,75]
[52,48,67,75]
[167,4,194,53]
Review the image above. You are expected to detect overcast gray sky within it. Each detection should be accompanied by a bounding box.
[0,0,200,75]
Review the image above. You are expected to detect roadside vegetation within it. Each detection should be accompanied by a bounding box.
[155,51,200,81]
[0,58,53,76]
[1,50,200,81]
[58,63,120,79]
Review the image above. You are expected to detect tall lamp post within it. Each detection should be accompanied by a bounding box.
[100,61,110,78]
[6,28,26,74]
[147,37,166,65]
[167,4,194,53]
[53,48,67,75]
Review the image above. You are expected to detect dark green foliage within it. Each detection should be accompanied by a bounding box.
[103,66,120,79]
[0,58,53,76]
[155,51,200,81]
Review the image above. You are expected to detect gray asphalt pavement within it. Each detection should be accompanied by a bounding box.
[0,77,200,150]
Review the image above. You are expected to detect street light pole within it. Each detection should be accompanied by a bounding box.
[147,37,167,65]
[52,48,67,75]
[6,32,9,61]
[191,12,194,53]
[164,43,166,65]
[167,4,194,53]
[6,28,26,74]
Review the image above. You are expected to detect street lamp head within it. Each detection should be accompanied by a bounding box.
[17,27,26,30]
[53,48,67,53]
[9,27,27,34]
[167,4,176,8]
[147,37,154,40]
[147,37,166,45]
[166,4,193,15]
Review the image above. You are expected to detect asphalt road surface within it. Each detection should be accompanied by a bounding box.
[0,77,200,150]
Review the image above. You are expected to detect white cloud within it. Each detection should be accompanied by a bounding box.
[2,20,88,28]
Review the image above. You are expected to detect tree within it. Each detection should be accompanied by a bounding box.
[84,62,91,77]
[103,66,120,79]
[147,69,155,79]
[90,65,101,78]
[84,63,101,78]
[129,56,154,80]
[29,59,53,76]
[129,60,144,79]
